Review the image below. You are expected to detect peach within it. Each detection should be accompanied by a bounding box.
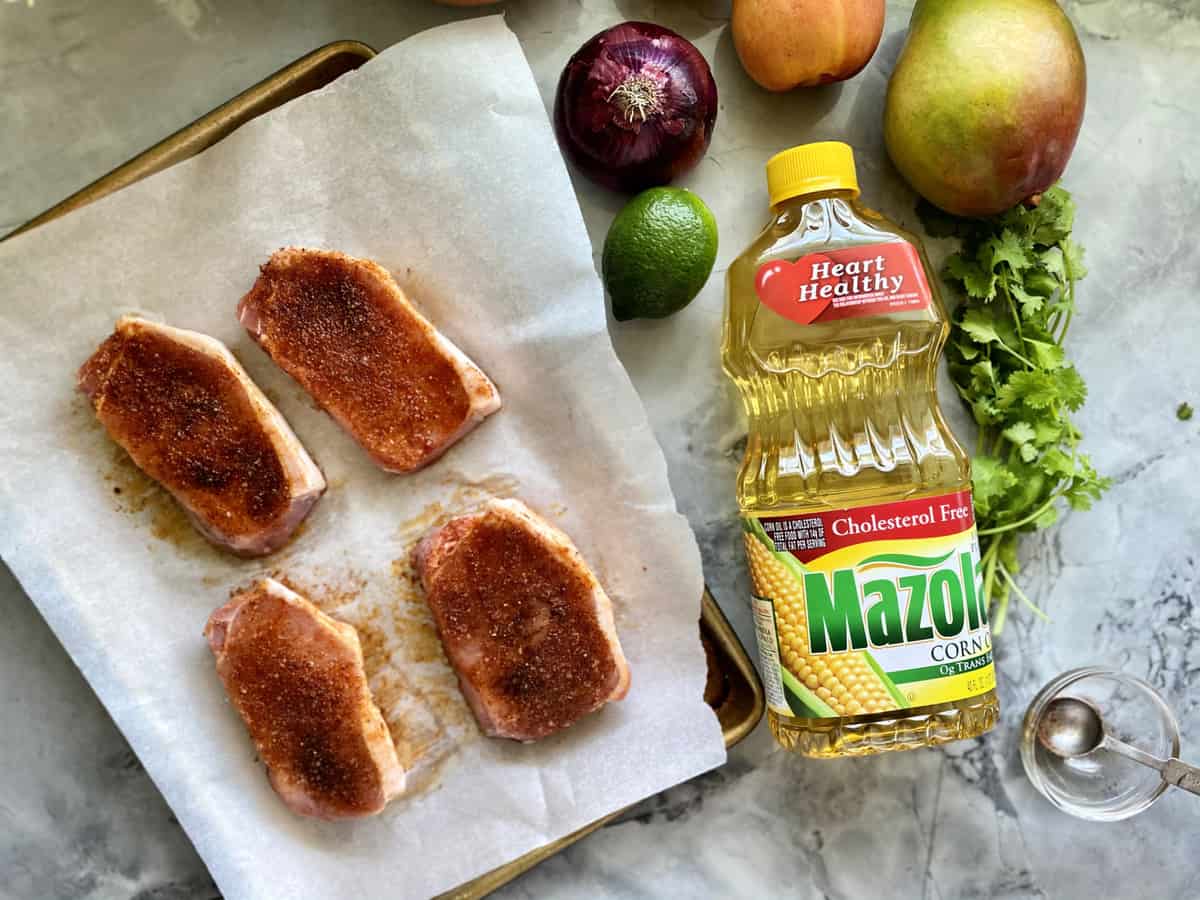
[732,0,886,91]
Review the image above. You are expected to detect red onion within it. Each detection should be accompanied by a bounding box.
[554,22,718,193]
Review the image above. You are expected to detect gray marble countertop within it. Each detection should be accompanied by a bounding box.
[3,1,1199,898]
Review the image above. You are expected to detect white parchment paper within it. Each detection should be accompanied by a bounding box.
[0,17,725,900]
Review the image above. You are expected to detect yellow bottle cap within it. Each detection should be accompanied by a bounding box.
[766,141,860,207]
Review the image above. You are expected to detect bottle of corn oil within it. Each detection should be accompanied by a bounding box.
[722,142,999,757]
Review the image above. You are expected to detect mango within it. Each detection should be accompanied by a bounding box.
[732,0,885,92]
[883,0,1086,217]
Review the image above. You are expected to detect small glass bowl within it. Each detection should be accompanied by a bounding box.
[1021,666,1181,821]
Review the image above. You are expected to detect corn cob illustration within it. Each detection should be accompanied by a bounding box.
[744,522,908,718]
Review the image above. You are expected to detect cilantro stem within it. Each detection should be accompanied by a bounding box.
[1053,262,1078,343]
[993,597,1009,634]
[997,562,1049,621]
[1001,279,1028,362]
[976,485,1069,536]
[979,538,1004,633]
[992,342,1037,369]
[1058,277,1076,342]
[979,536,999,570]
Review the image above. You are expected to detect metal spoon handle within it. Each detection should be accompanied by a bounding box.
[1103,736,1200,796]
[1100,734,1167,772]
[1162,759,1200,797]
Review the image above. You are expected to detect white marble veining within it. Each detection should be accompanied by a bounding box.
[3,1,1199,898]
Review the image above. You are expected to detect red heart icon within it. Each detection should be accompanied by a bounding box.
[754,256,836,325]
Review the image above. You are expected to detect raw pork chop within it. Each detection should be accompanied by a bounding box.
[205,578,405,820]
[238,248,501,473]
[415,499,630,741]
[78,316,325,556]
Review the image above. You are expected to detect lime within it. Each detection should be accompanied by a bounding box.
[602,187,718,321]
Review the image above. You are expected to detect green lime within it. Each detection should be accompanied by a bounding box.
[602,187,718,321]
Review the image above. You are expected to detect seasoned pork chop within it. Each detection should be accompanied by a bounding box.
[78,316,325,556]
[238,249,501,473]
[205,579,405,820]
[415,499,630,741]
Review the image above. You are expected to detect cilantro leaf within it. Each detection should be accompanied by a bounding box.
[998,371,1060,409]
[991,462,1048,521]
[1034,505,1060,529]
[946,254,997,300]
[970,360,998,393]
[1002,421,1037,445]
[1008,280,1045,316]
[1026,268,1060,298]
[1063,238,1088,281]
[972,456,1018,515]
[1040,447,1077,478]
[970,397,1002,426]
[1032,419,1064,446]
[955,340,981,361]
[986,230,1033,273]
[1056,366,1088,411]
[960,307,1004,345]
[1025,339,1065,370]
[1070,458,1113,513]
[1039,248,1067,282]
[1067,472,1108,510]
[1029,187,1075,245]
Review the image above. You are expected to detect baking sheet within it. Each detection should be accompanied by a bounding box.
[0,17,726,900]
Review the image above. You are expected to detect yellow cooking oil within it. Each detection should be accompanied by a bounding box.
[723,143,999,757]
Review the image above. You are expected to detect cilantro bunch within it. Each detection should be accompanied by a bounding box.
[919,186,1111,633]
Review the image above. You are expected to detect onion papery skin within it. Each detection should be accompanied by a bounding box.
[554,22,718,193]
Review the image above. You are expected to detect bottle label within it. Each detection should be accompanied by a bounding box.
[754,241,932,325]
[742,491,995,720]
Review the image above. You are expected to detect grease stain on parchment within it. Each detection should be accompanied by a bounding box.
[273,566,472,799]
[103,445,218,558]
[393,472,521,546]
